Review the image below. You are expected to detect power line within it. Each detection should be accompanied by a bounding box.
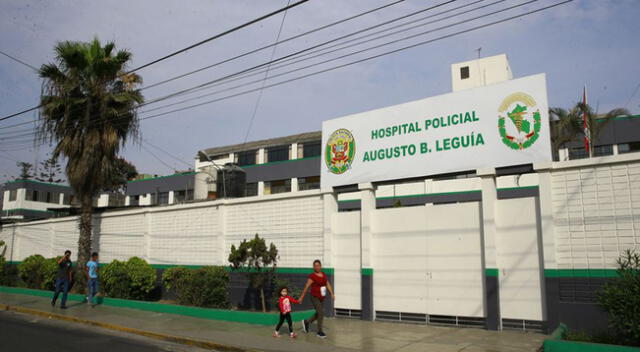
[141,0,500,114]
[0,0,436,135]
[0,50,38,71]
[139,0,458,108]
[142,0,406,91]
[624,82,640,110]
[0,0,311,122]
[0,1,572,149]
[133,1,573,123]
[0,0,457,140]
[141,138,192,169]
[127,0,310,74]
[242,0,292,146]
[137,0,529,116]
[140,143,178,172]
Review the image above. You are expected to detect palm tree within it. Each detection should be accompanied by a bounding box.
[574,103,629,157]
[38,38,143,286]
[549,103,629,159]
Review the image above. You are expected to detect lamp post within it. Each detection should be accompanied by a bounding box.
[197,151,227,199]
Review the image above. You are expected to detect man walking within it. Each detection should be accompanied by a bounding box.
[86,252,99,307]
[51,250,72,309]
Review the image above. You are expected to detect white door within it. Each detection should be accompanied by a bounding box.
[425,202,484,317]
[332,211,361,310]
[496,197,544,321]
[372,207,428,314]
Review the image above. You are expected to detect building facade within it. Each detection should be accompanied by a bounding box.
[196,131,322,197]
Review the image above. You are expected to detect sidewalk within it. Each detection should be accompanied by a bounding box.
[0,292,545,352]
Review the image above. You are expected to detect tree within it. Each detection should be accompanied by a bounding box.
[35,154,64,183]
[37,38,143,288]
[105,157,138,192]
[598,249,640,346]
[15,162,33,180]
[228,234,278,312]
[549,103,629,158]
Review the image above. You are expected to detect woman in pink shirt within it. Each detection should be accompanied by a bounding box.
[300,259,335,338]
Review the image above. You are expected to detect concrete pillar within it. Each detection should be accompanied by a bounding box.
[258,148,265,164]
[322,188,338,318]
[291,143,298,159]
[534,161,557,329]
[258,181,265,196]
[125,196,131,206]
[477,167,500,330]
[359,182,375,321]
[612,144,619,155]
[291,178,299,192]
[216,202,227,266]
[168,191,175,205]
[143,210,152,262]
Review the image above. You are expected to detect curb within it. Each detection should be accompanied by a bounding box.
[0,303,256,352]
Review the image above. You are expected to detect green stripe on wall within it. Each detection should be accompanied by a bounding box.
[0,286,314,325]
[544,269,618,278]
[496,186,539,192]
[361,268,373,276]
[485,268,499,277]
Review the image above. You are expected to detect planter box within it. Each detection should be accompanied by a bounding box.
[544,324,640,352]
[0,286,314,325]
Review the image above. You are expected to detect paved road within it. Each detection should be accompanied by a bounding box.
[0,310,215,352]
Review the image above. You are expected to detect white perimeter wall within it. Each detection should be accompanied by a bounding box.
[0,191,324,267]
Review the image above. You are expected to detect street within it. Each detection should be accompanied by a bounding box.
[0,310,215,352]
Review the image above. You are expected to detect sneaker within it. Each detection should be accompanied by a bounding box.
[272,331,280,338]
[50,300,55,307]
[60,306,67,310]
[302,320,309,333]
[317,332,327,339]
[290,332,297,338]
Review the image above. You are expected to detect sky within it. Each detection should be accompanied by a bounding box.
[0,0,639,182]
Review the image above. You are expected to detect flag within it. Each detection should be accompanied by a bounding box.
[582,85,590,153]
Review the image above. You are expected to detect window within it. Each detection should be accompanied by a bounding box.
[129,195,140,206]
[174,190,193,203]
[212,153,229,161]
[298,176,320,191]
[25,189,39,201]
[246,183,258,197]
[237,150,256,166]
[264,179,291,195]
[9,190,17,201]
[157,192,169,205]
[593,145,613,157]
[302,141,321,158]
[460,66,470,79]
[568,147,589,160]
[267,145,289,163]
[619,142,640,154]
[46,192,58,204]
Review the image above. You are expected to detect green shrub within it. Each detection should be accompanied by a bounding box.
[271,277,302,311]
[163,266,229,308]
[161,266,189,292]
[41,257,59,290]
[102,257,157,300]
[0,256,19,287]
[598,249,640,346]
[17,255,59,290]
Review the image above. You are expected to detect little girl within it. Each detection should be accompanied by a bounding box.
[273,286,300,338]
